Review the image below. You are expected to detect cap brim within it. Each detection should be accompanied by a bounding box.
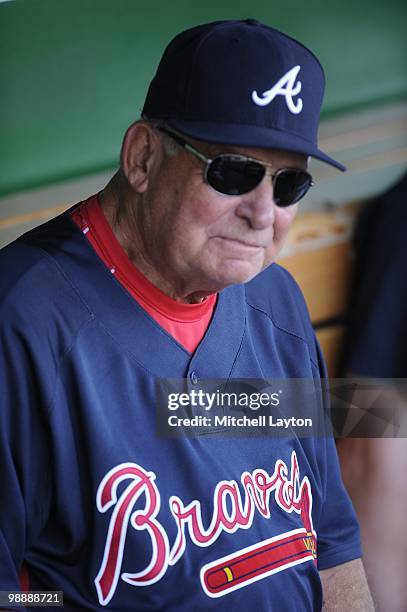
[168,119,346,172]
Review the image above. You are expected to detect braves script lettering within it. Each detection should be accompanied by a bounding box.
[95,451,315,605]
[252,65,303,114]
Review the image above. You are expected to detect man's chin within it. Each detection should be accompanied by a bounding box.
[210,260,268,289]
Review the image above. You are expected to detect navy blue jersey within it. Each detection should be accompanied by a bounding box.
[0,210,361,610]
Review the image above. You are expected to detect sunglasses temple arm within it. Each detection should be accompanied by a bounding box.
[183,142,212,165]
[157,126,212,165]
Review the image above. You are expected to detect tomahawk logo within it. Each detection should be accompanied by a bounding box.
[252,65,303,114]
[95,451,316,605]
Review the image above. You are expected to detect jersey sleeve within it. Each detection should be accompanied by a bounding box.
[313,338,362,569]
[249,264,363,569]
[0,305,53,591]
[0,245,58,591]
[316,435,362,569]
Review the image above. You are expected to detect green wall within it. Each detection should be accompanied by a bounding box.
[1,0,406,195]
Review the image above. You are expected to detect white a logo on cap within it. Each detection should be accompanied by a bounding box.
[252,65,303,114]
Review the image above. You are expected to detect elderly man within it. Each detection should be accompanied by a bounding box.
[0,19,373,611]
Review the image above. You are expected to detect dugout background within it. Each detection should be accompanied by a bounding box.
[0,0,406,197]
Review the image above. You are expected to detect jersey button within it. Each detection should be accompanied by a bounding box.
[190,371,199,385]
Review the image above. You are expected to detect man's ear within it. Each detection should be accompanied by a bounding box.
[120,121,161,193]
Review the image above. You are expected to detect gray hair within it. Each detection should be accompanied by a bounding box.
[142,116,180,157]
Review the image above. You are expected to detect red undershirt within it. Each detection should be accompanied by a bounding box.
[70,194,217,353]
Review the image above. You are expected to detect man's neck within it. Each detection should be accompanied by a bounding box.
[98,184,211,304]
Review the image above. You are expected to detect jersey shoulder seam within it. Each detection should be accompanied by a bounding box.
[245,301,319,369]
[32,245,95,317]
[45,315,96,418]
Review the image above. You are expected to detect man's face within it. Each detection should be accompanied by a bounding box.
[140,135,306,299]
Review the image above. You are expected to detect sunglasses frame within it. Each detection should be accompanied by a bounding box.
[157,125,314,205]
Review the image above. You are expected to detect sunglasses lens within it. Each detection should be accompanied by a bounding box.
[274,169,313,206]
[207,157,265,196]
[206,155,312,204]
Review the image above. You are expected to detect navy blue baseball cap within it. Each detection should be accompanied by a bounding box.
[142,19,345,171]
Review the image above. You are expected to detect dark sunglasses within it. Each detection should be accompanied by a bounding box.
[158,126,313,206]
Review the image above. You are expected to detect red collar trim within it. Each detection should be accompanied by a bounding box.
[80,194,217,323]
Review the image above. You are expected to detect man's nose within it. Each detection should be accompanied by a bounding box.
[235,177,276,230]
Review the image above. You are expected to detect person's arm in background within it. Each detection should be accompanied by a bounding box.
[320,558,374,610]
[337,176,407,611]
[338,435,407,612]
